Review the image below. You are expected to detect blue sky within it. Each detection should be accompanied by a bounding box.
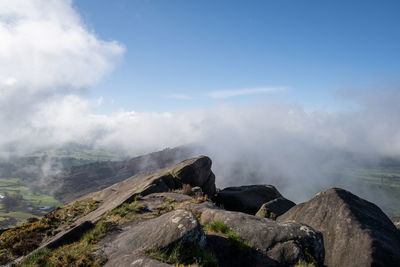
[72,0,400,112]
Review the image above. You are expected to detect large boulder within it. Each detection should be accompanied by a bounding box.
[103,209,206,267]
[255,197,296,220]
[215,185,284,215]
[277,188,400,267]
[201,208,324,266]
[168,156,216,197]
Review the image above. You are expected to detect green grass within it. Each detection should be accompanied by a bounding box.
[20,248,51,267]
[204,220,252,256]
[20,198,150,267]
[0,198,100,265]
[148,241,218,267]
[226,231,252,255]
[206,220,229,234]
[106,201,146,218]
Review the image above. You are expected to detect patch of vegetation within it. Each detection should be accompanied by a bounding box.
[303,248,317,266]
[21,197,155,266]
[206,220,229,234]
[107,202,145,218]
[21,220,114,266]
[0,198,99,265]
[20,248,51,266]
[154,201,176,215]
[204,220,252,255]
[226,231,252,255]
[148,241,218,267]
[294,259,316,267]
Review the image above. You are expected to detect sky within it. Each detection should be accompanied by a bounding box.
[71,0,400,112]
[1,0,400,206]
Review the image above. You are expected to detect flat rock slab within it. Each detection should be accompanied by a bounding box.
[103,209,205,266]
[278,188,400,267]
[215,185,283,215]
[201,208,324,266]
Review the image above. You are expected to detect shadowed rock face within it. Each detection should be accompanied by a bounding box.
[215,185,283,215]
[103,209,205,267]
[255,197,296,220]
[168,156,216,198]
[277,188,400,267]
[201,208,325,266]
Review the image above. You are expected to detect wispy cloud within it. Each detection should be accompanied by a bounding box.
[165,94,193,100]
[207,86,285,99]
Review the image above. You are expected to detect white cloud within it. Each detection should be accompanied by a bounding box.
[0,0,124,94]
[0,0,124,152]
[207,86,285,99]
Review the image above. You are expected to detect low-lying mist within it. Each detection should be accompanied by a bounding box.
[1,89,400,215]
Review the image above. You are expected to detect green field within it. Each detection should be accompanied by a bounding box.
[0,178,61,228]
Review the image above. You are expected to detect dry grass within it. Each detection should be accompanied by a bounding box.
[0,198,99,265]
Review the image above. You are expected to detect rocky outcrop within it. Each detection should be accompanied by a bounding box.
[255,197,296,220]
[168,156,216,197]
[201,208,324,266]
[277,188,400,267]
[215,185,284,215]
[103,209,205,267]
[5,155,400,267]
[39,156,215,250]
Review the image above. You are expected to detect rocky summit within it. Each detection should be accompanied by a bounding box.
[0,156,399,267]
[277,188,400,267]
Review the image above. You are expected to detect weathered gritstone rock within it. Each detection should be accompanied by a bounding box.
[38,156,214,250]
[255,197,296,220]
[168,156,216,197]
[182,201,221,217]
[103,209,206,267]
[113,251,171,267]
[201,208,324,266]
[139,192,193,212]
[278,188,400,267]
[216,185,284,215]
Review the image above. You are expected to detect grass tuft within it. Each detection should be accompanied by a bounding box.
[148,241,218,267]
[206,220,229,234]
[204,220,252,256]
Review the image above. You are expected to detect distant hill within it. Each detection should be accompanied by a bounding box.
[51,146,196,203]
